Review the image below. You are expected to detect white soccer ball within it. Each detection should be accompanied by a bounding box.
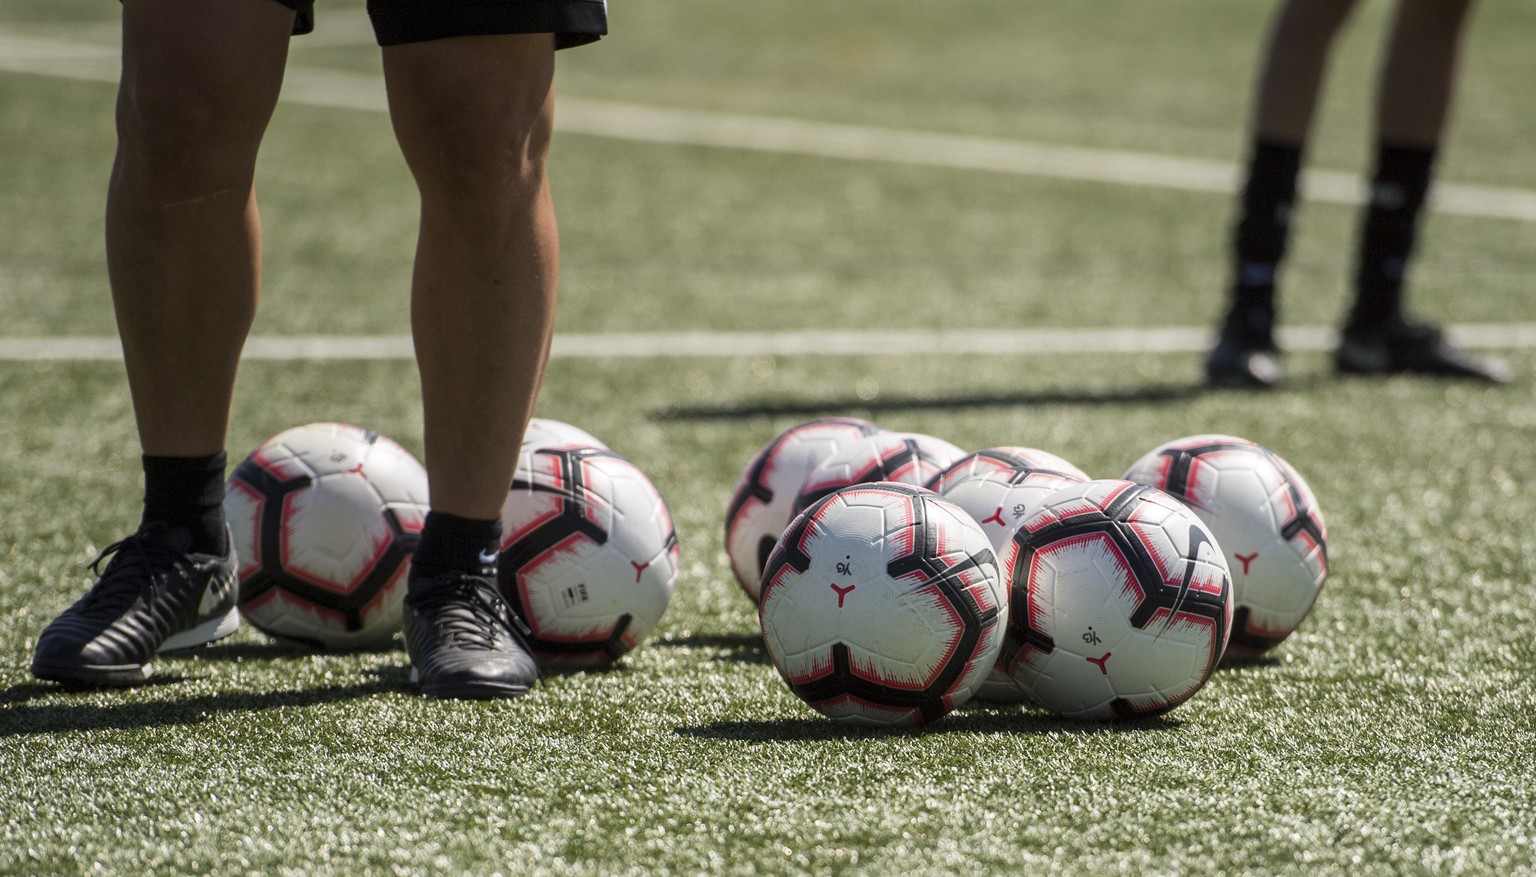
[793,431,966,516]
[1122,434,1327,658]
[724,417,884,603]
[1003,479,1233,720]
[497,446,679,670]
[759,482,1006,727]
[929,449,1089,702]
[224,422,429,650]
[522,417,608,451]
[925,446,1090,495]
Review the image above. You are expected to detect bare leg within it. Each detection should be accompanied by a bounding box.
[382,34,559,521]
[29,0,294,688]
[108,0,294,456]
[386,34,559,700]
[1376,0,1476,146]
[1251,0,1359,144]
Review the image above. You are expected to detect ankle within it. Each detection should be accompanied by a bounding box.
[411,511,501,580]
[141,452,228,554]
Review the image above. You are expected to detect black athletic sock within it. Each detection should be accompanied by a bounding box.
[411,511,502,581]
[1349,142,1437,331]
[1227,138,1304,343]
[141,452,228,555]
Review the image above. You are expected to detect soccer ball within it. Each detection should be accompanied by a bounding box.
[497,446,679,670]
[224,422,429,650]
[928,448,1092,548]
[793,431,966,515]
[523,417,608,451]
[929,449,1089,702]
[1123,434,1327,658]
[759,482,1006,727]
[924,446,1090,494]
[1003,479,1232,720]
[724,417,884,603]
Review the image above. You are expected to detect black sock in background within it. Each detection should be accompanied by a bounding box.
[1349,142,1437,331]
[1227,138,1305,340]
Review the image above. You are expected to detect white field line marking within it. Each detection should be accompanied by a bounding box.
[4,325,1535,361]
[3,33,1534,222]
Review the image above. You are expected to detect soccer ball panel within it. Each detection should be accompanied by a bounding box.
[925,447,1090,495]
[522,417,608,451]
[279,473,397,593]
[938,469,1088,558]
[226,477,266,583]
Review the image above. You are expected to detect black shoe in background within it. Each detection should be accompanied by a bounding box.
[1336,316,1510,383]
[1206,305,1284,388]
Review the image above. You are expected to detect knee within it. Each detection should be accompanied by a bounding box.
[113,71,268,188]
[407,102,555,218]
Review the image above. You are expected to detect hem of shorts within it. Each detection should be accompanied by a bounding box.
[369,0,607,48]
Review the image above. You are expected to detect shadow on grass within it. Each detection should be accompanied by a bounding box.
[1216,654,1284,672]
[653,631,771,665]
[676,709,1182,741]
[537,662,639,682]
[194,637,404,662]
[651,382,1205,421]
[0,673,407,736]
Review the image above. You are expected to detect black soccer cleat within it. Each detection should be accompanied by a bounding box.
[1336,316,1510,383]
[31,524,239,687]
[1206,306,1284,389]
[402,572,537,700]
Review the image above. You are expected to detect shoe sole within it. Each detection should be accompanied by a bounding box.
[160,609,241,653]
[1206,370,1281,389]
[1336,360,1510,382]
[1205,351,1284,389]
[31,659,154,687]
[408,666,531,700]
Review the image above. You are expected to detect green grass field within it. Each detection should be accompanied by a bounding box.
[3,1,1535,874]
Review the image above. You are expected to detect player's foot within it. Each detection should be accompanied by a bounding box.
[1205,307,1283,388]
[402,571,537,700]
[1336,316,1510,382]
[30,524,239,687]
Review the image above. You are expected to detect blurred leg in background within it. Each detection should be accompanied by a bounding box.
[1335,0,1507,381]
[1206,0,1506,388]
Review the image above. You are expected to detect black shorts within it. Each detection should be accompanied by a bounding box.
[274,0,606,49]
